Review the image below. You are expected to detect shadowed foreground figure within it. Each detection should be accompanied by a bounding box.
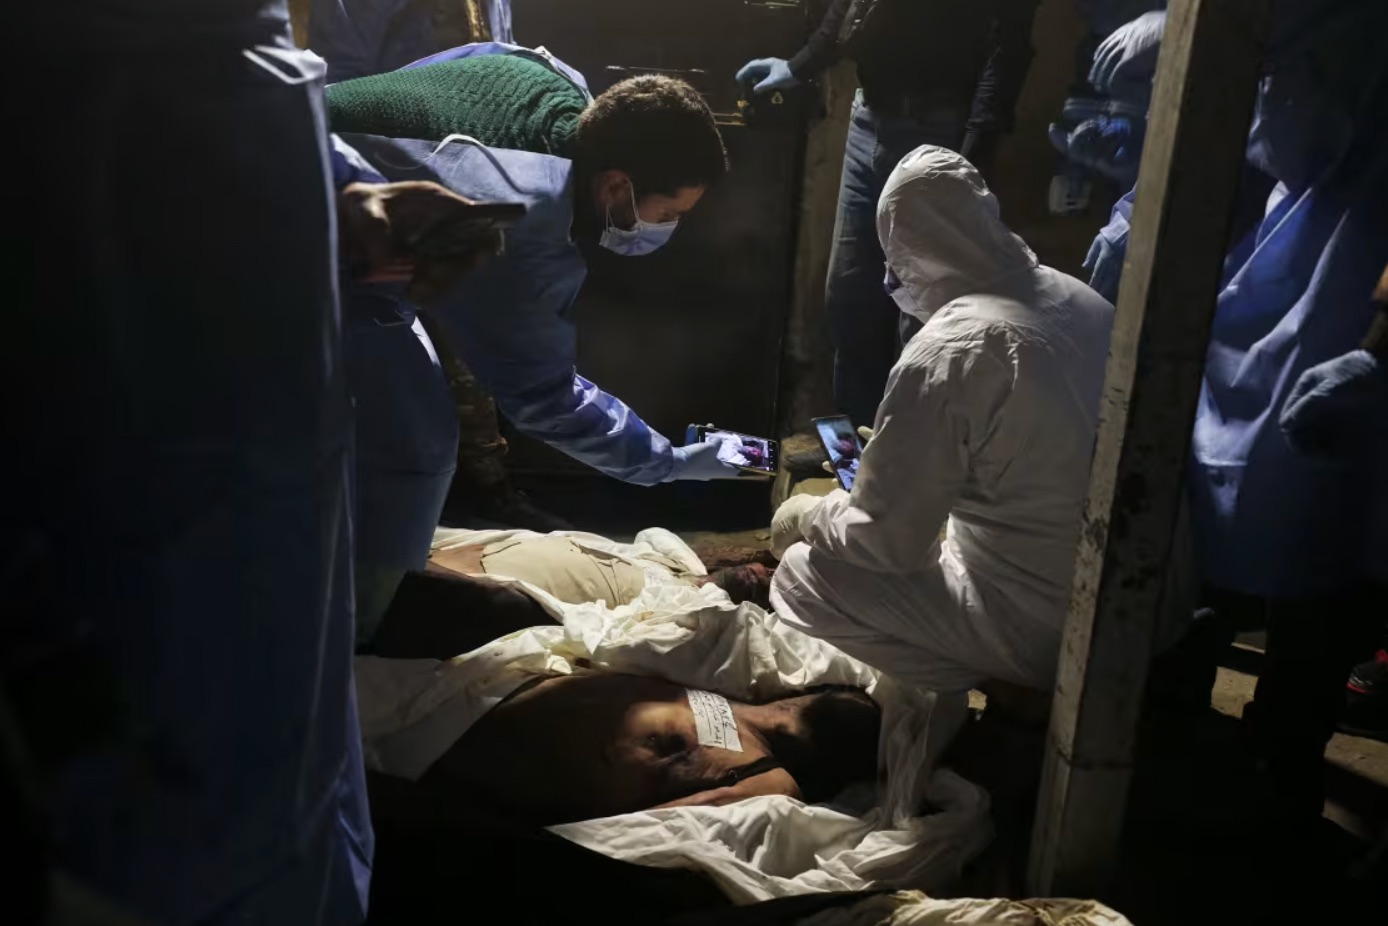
[421,675,880,827]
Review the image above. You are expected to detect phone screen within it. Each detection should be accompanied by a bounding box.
[694,427,779,475]
[814,415,863,491]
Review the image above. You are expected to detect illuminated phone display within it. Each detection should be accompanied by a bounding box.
[692,426,779,475]
[813,415,863,491]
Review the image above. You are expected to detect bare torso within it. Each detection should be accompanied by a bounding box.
[424,673,799,825]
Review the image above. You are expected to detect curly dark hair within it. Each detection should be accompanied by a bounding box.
[575,75,729,197]
[768,687,882,803]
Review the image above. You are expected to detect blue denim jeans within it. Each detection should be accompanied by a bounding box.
[826,91,967,427]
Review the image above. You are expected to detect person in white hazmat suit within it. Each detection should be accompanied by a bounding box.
[770,146,1115,693]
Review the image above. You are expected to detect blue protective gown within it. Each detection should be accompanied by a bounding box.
[1084,1,1388,597]
[1192,157,1388,597]
[308,0,515,81]
[331,45,680,573]
[30,3,372,923]
[340,131,681,486]
[1188,0,1388,597]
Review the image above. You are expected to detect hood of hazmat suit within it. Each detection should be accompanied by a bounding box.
[877,146,1039,321]
[771,146,1122,692]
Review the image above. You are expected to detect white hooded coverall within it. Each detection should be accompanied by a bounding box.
[770,147,1116,692]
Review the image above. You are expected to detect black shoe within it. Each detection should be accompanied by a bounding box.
[1340,649,1388,741]
[1146,607,1232,715]
[472,488,574,533]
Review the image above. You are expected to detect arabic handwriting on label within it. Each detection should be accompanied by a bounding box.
[686,688,743,752]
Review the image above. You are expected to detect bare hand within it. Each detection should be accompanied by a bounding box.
[337,181,506,304]
[653,767,800,809]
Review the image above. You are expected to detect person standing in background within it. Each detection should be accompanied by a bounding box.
[307,0,515,81]
[308,0,587,534]
[1269,264,1388,746]
[1187,1,1388,818]
[1080,0,1388,817]
[328,50,744,644]
[736,0,1040,430]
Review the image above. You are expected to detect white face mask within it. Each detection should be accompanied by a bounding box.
[599,181,679,256]
[884,266,917,315]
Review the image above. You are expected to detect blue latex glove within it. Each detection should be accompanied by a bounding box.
[1090,11,1167,94]
[1084,189,1135,303]
[1084,234,1123,304]
[1279,350,1387,458]
[667,437,744,481]
[735,57,800,94]
[1067,115,1143,184]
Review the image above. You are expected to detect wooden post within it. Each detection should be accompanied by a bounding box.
[1027,0,1269,896]
[778,59,857,440]
[288,0,311,47]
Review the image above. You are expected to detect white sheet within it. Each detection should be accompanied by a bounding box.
[357,527,993,902]
[796,890,1135,926]
[433,525,708,592]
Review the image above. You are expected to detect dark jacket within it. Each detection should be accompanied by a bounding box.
[791,0,1038,137]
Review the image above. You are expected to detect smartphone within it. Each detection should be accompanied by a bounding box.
[691,425,779,476]
[813,415,864,491]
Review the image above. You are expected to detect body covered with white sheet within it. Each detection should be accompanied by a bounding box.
[356,528,990,902]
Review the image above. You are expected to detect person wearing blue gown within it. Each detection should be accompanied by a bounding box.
[323,46,741,643]
[1084,0,1388,813]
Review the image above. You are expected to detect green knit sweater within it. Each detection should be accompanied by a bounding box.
[326,54,587,157]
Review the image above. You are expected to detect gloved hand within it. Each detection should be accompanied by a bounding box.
[1279,350,1387,458]
[1084,233,1123,304]
[820,427,876,475]
[735,57,800,94]
[1090,11,1167,94]
[668,437,744,481]
[1067,115,1142,184]
[771,494,823,559]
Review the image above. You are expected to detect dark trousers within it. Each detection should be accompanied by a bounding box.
[826,92,967,428]
[1207,585,1383,815]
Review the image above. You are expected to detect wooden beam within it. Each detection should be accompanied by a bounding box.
[288,0,311,47]
[1027,0,1269,896]
[778,60,857,440]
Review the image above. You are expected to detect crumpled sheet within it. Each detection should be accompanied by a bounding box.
[795,891,1135,926]
[357,527,994,902]
[432,525,709,594]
